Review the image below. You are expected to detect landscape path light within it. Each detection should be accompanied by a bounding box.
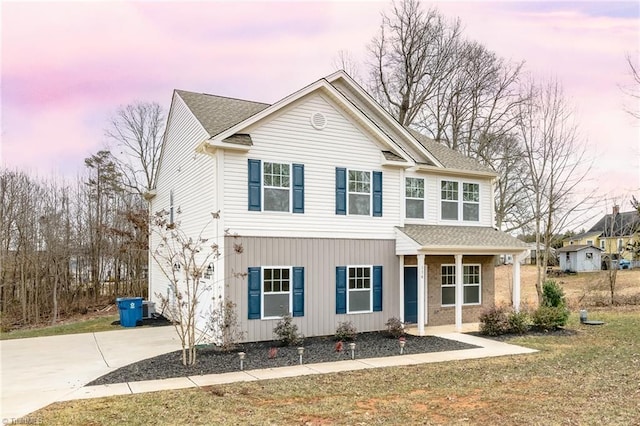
[349,342,356,360]
[399,337,406,355]
[297,347,305,365]
[238,352,246,371]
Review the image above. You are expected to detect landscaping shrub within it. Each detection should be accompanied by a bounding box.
[273,313,302,346]
[542,280,567,308]
[507,310,531,334]
[334,321,357,341]
[479,306,509,336]
[532,305,569,331]
[384,317,405,338]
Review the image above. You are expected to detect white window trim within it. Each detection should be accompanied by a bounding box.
[346,265,373,314]
[439,179,481,223]
[347,169,372,217]
[405,177,425,220]
[440,263,482,307]
[261,266,293,320]
[262,161,292,213]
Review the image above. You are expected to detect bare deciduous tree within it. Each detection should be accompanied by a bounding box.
[622,53,640,120]
[105,102,165,194]
[517,78,596,303]
[368,0,461,126]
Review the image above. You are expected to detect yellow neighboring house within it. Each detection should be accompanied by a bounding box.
[564,206,640,262]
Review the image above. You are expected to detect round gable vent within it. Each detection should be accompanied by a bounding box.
[310,112,327,130]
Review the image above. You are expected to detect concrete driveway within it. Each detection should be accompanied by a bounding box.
[0,326,181,421]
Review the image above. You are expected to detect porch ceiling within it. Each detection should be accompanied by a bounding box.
[396,224,529,255]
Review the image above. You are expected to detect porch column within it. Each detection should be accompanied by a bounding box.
[399,255,405,322]
[417,254,425,336]
[512,251,525,312]
[455,254,463,331]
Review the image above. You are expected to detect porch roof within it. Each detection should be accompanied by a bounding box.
[396,224,529,255]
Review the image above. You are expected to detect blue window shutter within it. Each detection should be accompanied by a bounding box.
[292,267,304,317]
[248,267,261,319]
[373,171,383,217]
[373,265,383,312]
[336,266,347,314]
[292,164,304,214]
[335,167,346,215]
[248,159,261,211]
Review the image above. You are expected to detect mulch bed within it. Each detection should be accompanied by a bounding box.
[88,331,479,386]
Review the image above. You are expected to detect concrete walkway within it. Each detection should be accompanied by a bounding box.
[0,326,181,421]
[61,332,537,402]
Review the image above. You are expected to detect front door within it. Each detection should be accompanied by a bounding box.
[404,267,418,323]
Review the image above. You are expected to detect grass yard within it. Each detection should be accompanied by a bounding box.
[0,314,120,340]
[27,307,640,425]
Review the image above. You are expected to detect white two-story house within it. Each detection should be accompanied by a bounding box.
[148,71,528,342]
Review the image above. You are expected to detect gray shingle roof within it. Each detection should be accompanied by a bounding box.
[588,211,640,237]
[175,90,269,137]
[407,129,494,174]
[382,150,406,162]
[557,244,601,253]
[397,224,528,250]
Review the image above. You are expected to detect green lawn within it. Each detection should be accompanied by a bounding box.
[26,307,640,425]
[0,315,120,340]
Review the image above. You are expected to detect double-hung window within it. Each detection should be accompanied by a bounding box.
[335,168,382,216]
[348,266,372,313]
[335,265,383,314]
[441,264,481,306]
[263,162,290,212]
[348,170,371,215]
[440,180,480,222]
[248,159,304,213]
[262,267,291,318]
[405,177,425,219]
[247,266,304,319]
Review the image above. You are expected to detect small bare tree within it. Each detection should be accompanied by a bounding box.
[150,209,220,366]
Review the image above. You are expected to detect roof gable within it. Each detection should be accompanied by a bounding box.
[175,90,269,137]
[589,211,640,237]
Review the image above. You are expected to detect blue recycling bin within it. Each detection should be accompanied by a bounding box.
[116,297,143,327]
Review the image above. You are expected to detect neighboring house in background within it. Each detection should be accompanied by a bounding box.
[526,242,557,266]
[563,206,640,264]
[147,71,529,342]
[557,245,602,272]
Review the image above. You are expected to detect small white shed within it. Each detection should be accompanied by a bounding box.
[557,245,602,272]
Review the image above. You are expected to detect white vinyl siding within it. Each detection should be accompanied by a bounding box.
[223,93,401,239]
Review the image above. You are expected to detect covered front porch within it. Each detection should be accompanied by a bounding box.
[396,225,529,335]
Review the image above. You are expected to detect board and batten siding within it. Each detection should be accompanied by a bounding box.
[223,92,402,239]
[225,236,399,342]
[148,92,217,309]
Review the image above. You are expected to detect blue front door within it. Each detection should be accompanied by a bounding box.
[404,267,418,323]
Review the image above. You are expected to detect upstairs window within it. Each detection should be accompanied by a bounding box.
[336,168,382,216]
[264,162,290,212]
[441,180,480,222]
[405,177,425,219]
[248,159,304,213]
[441,181,458,220]
[348,170,371,215]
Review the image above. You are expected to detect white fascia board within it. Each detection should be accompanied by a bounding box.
[419,246,530,255]
[325,71,444,169]
[415,164,498,179]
